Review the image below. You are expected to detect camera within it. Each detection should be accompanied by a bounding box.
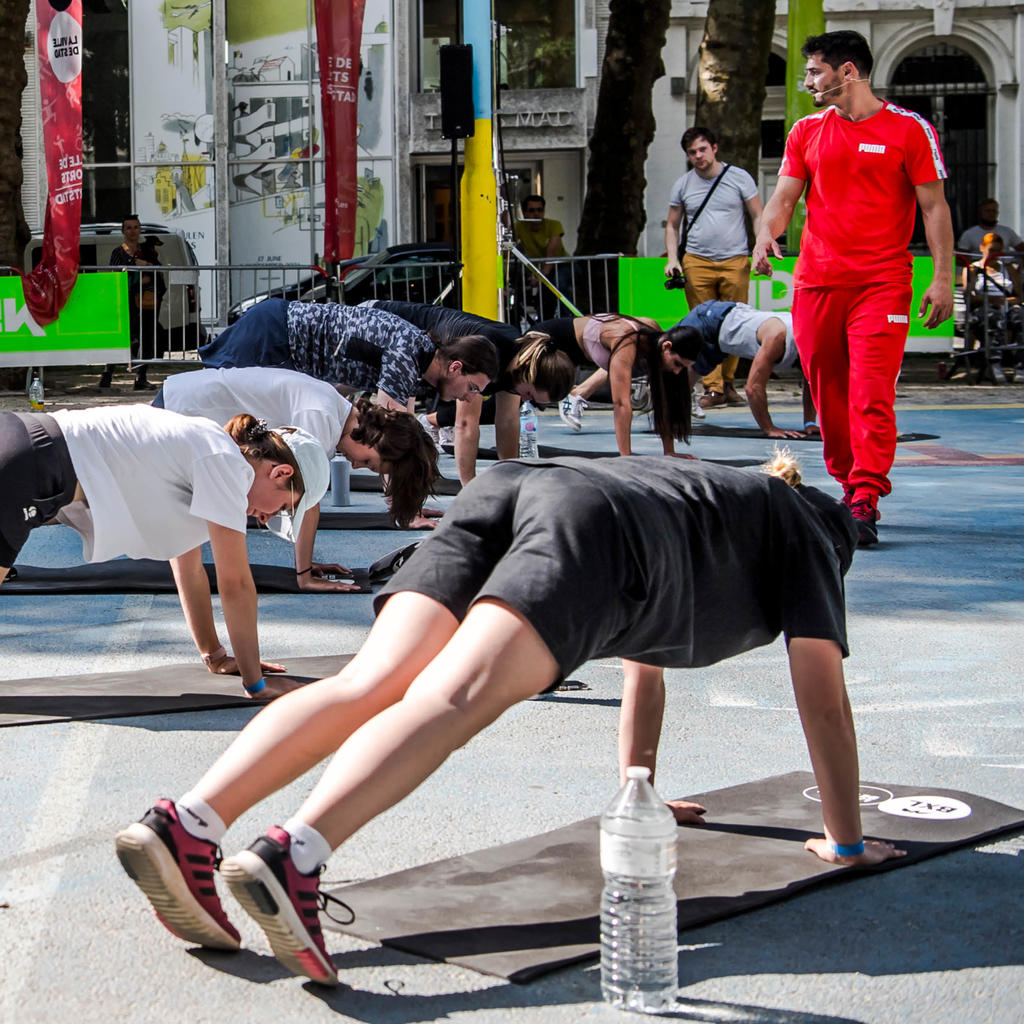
[664,269,686,290]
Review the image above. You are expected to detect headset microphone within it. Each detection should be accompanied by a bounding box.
[814,77,866,98]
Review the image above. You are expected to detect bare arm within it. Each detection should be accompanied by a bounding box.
[375,389,409,413]
[916,180,955,329]
[789,637,905,865]
[619,660,706,823]
[169,546,222,661]
[618,660,665,783]
[744,193,765,240]
[293,505,360,593]
[745,323,800,438]
[608,347,637,456]
[493,391,522,461]
[206,523,297,698]
[664,205,683,276]
[453,396,483,485]
[752,175,805,276]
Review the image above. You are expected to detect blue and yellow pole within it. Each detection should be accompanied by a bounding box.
[459,1,499,318]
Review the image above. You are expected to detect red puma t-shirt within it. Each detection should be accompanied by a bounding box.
[781,101,947,288]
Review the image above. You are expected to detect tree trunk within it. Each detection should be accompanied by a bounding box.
[575,0,670,257]
[0,0,31,269]
[694,0,777,181]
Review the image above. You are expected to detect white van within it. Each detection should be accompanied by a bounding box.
[23,222,205,354]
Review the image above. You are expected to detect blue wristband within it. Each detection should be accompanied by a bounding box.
[829,839,865,857]
[244,677,267,696]
[804,421,818,430]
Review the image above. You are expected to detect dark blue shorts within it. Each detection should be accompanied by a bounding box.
[199,298,293,369]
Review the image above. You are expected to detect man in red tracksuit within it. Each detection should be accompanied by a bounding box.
[753,29,954,547]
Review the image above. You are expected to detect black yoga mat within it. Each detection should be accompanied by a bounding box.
[453,445,762,467]
[2,542,419,596]
[0,654,351,728]
[324,771,1024,983]
[349,473,462,497]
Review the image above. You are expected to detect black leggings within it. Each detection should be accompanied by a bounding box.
[0,413,76,567]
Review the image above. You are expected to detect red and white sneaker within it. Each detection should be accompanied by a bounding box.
[220,826,352,985]
[115,799,241,950]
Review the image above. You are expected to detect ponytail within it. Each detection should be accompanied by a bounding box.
[224,413,306,493]
[509,331,575,401]
[760,446,802,487]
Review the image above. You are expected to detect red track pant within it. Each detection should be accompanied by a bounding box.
[791,281,913,499]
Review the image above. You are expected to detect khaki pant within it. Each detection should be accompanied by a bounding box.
[682,253,752,392]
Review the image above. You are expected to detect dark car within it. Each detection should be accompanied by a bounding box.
[226,243,458,323]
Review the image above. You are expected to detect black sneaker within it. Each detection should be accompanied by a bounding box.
[220,826,352,985]
[850,498,879,547]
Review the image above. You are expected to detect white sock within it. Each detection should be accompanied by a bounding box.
[174,793,227,845]
[283,818,332,875]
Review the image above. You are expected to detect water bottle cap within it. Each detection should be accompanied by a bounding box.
[625,766,651,781]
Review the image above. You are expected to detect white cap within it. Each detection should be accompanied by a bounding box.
[265,425,330,543]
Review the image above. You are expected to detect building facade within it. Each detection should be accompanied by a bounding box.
[19,1,1024,300]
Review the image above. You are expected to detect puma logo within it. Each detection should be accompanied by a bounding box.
[858,143,886,154]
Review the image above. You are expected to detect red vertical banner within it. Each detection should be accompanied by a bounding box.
[314,0,366,263]
[23,0,84,326]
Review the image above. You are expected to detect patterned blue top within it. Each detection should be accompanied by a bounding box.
[286,302,436,403]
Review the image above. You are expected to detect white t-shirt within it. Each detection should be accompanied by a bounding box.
[51,405,253,563]
[668,164,759,261]
[718,304,799,370]
[957,223,1022,254]
[161,366,349,457]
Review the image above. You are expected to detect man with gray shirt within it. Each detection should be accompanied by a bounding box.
[665,126,763,409]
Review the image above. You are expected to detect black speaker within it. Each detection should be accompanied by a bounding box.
[439,44,475,140]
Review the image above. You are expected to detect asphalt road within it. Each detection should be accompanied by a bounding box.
[0,385,1021,1024]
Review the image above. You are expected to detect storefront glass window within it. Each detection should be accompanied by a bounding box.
[421,0,576,91]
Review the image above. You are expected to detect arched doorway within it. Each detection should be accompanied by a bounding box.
[888,44,992,244]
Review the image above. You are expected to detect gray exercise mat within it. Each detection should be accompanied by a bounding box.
[0,654,351,728]
[323,771,1024,982]
[2,543,419,596]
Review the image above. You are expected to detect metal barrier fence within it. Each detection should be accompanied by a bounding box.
[58,253,623,366]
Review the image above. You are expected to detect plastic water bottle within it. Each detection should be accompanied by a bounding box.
[600,766,678,1013]
[518,401,539,458]
[28,373,44,411]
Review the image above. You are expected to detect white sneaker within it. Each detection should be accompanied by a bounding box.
[691,387,706,420]
[416,413,444,453]
[438,426,455,447]
[559,394,588,432]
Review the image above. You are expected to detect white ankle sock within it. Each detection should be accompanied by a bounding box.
[283,818,332,875]
[174,794,227,845]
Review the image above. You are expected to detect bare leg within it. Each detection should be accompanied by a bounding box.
[572,368,608,401]
[190,592,460,826]
[294,599,559,848]
[0,566,9,586]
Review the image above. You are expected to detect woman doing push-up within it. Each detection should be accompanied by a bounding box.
[116,450,904,984]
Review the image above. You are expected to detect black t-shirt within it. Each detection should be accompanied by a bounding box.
[377,456,857,676]
[374,301,521,395]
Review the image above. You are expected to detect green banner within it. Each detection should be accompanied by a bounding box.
[617,257,954,348]
[0,273,130,368]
